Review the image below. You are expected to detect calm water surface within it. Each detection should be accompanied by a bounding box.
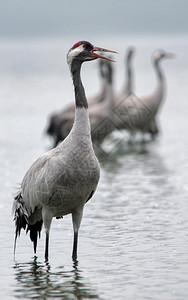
[0,35,188,299]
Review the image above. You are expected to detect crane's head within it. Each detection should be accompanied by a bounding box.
[153,49,175,62]
[67,41,117,68]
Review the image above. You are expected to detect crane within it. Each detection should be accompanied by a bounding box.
[114,49,174,139]
[13,41,117,261]
[135,49,175,137]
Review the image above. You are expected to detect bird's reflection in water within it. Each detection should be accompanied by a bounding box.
[13,257,100,299]
[96,135,170,191]
[96,133,152,167]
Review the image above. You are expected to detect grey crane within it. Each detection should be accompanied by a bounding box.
[133,49,175,137]
[13,41,116,261]
[114,49,174,138]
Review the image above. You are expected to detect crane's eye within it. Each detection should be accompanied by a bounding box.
[83,44,87,49]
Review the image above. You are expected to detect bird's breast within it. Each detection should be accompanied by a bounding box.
[48,150,100,216]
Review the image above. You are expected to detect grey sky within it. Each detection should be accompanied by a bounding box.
[0,0,187,37]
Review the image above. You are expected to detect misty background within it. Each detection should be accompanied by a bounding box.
[0,0,187,38]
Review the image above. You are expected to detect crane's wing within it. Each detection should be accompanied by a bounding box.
[20,147,67,213]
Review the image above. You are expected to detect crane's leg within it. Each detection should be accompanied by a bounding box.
[42,208,53,262]
[45,232,50,261]
[72,206,84,261]
[72,231,78,261]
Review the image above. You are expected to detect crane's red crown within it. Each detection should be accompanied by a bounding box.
[72,41,93,50]
[72,41,82,49]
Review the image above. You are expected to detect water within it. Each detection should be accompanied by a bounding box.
[0,35,188,299]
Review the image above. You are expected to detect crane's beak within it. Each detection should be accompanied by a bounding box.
[166,52,176,59]
[90,46,118,62]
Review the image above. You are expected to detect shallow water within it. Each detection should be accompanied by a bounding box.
[0,35,188,299]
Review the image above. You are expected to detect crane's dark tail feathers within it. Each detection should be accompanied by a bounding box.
[13,193,27,255]
[27,221,43,254]
[13,192,43,256]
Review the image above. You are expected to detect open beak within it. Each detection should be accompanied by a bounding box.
[90,46,118,62]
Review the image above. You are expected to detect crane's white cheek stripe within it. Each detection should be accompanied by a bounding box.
[67,45,85,67]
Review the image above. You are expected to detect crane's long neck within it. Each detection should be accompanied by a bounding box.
[70,60,91,136]
[123,55,133,95]
[71,60,88,109]
[151,59,166,111]
[98,77,107,103]
[97,63,106,103]
[154,61,165,92]
[154,60,164,83]
[103,67,114,117]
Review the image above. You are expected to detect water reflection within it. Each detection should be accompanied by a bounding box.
[95,134,152,164]
[13,258,100,299]
[97,136,159,167]
[96,137,175,204]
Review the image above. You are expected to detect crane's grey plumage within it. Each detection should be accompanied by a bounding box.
[13,41,117,261]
